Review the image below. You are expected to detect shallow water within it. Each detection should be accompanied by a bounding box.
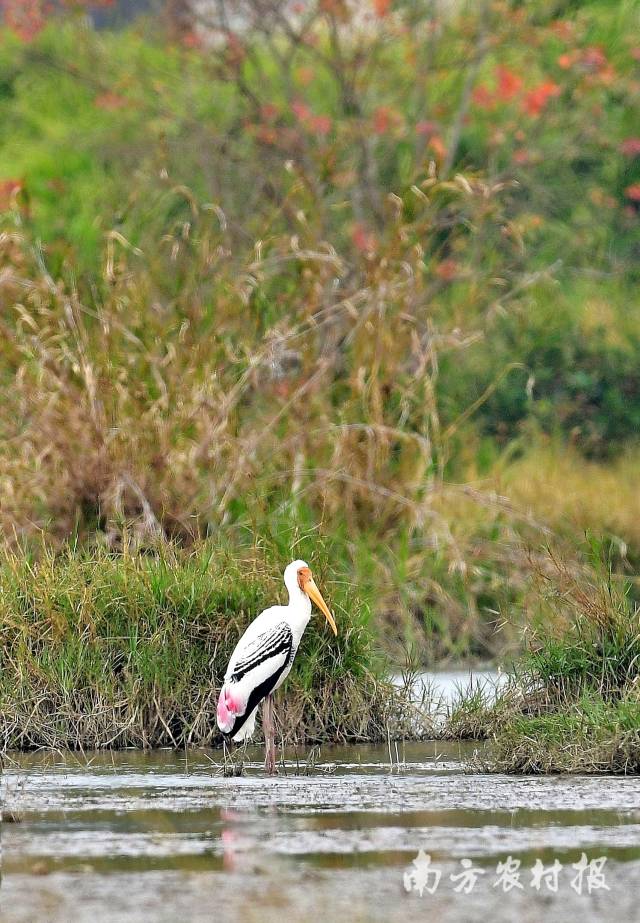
[2,742,639,923]
[396,667,509,712]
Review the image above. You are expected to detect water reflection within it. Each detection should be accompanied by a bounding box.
[2,743,640,922]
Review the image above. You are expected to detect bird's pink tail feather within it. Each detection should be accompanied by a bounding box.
[216,684,245,733]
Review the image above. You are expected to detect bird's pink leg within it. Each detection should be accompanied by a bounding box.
[263,695,276,775]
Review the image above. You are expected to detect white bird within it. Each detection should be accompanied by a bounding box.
[216,560,337,773]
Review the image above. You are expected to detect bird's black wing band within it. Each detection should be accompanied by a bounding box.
[229,623,293,682]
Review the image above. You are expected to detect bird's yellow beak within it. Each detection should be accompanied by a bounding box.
[305,577,337,636]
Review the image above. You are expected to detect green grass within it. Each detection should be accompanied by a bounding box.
[0,540,416,750]
[444,546,640,772]
[489,698,640,774]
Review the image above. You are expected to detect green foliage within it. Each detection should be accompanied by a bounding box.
[523,541,640,698]
[489,697,640,773]
[444,284,640,456]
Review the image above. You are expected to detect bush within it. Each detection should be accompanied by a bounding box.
[447,288,640,457]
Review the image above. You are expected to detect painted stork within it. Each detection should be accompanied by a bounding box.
[216,560,337,773]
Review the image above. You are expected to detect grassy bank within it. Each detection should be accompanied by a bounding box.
[489,699,640,774]
[444,548,640,773]
[0,542,416,750]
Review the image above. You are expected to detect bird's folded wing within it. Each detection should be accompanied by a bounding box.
[218,622,294,739]
[227,622,293,682]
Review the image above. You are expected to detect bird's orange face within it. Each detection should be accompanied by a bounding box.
[297,567,337,635]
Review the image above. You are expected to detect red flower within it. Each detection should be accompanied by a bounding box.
[472,85,496,110]
[416,120,437,137]
[291,100,331,137]
[372,106,402,135]
[351,223,377,254]
[4,0,46,41]
[261,103,280,122]
[557,52,576,70]
[625,184,640,202]
[291,99,312,121]
[309,114,332,136]
[428,136,447,160]
[373,107,391,134]
[582,46,607,71]
[182,31,202,49]
[373,0,391,15]
[496,65,523,101]
[522,81,560,116]
[435,259,458,281]
[620,139,640,157]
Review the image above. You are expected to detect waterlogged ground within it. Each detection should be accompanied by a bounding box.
[2,740,640,923]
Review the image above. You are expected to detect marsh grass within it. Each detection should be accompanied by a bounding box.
[446,545,640,772]
[0,541,418,750]
[488,698,640,774]
[523,546,640,701]
[441,676,526,741]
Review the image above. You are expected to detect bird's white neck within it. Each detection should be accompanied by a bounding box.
[284,576,312,638]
